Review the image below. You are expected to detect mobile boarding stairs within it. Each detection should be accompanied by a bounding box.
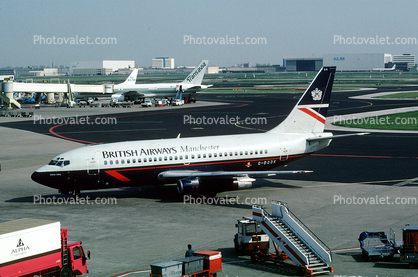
[252,201,333,275]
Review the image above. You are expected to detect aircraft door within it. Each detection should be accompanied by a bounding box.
[85,151,100,175]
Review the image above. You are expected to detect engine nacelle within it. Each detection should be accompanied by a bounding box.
[176,176,255,195]
[111,93,124,103]
[232,177,255,190]
[177,177,200,195]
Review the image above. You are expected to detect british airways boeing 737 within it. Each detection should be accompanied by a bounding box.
[31,67,366,196]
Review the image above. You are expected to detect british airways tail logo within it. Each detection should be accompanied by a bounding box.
[311,88,323,101]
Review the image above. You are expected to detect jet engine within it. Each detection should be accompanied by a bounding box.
[176,176,255,196]
[111,93,124,103]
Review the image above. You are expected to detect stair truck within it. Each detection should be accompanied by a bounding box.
[0,218,90,277]
[252,201,333,275]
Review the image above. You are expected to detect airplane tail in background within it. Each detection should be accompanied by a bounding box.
[182,60,209,85]
[268,66,336,134]
[121,68,138,85]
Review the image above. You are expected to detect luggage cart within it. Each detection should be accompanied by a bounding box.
[358,229,398,260]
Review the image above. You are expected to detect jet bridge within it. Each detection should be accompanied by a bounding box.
[252,201,333,275]
[0,80,113,108]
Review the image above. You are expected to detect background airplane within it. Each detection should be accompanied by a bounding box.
[372,64,396,71]
[111,60,211,103]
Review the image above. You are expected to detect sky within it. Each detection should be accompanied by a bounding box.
[1,0,417,68]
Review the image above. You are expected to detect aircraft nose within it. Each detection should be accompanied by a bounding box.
[31,171,45,185]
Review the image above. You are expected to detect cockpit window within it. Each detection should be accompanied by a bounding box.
[48,159,70,167]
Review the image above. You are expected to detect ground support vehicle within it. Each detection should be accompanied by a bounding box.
[234,218,269,254]
[400,225,418,268]
[358,229,398,260]
[0,219,89,277]
[141,100,152,107]
[150,250,222,277]
[252,202,333,275]
[250,241,289,264]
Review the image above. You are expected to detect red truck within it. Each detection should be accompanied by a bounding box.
[0,218,90,277]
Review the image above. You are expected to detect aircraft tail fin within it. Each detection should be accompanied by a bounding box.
[182,60,209,85]
[121,68,138,85]
[268,66,336,134]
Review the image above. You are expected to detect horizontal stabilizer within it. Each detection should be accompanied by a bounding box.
[306,132,369,142]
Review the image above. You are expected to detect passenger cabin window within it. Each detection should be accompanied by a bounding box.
[104,161,108,165]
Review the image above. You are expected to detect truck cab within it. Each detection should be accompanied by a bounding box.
[234,218,269,254]
[61,228,90,276]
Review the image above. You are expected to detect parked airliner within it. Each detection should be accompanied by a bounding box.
[111,60,212,102]
[31,67,366,196]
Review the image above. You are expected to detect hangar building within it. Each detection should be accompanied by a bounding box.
[283,58,323,71]
[323,53,390,71]
[69,60,135,75]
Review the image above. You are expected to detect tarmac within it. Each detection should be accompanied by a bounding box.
[1,91,418,277]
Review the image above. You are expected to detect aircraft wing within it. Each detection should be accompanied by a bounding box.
[185,84,213,91]
[123,91,146,97]
[158,169,312,181]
